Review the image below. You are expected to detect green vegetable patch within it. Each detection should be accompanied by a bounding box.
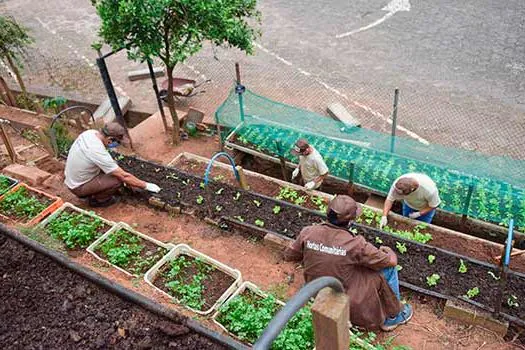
[45,209,110,249]
[95,228,168,275]
[0,186,50,223]
[153,255,235,312]
[0,175,15,195]
[216,290,314,349]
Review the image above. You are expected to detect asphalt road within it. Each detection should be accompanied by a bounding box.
[1,0,524,161]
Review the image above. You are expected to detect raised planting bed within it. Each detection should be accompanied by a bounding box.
[352,222,525,325]
[0,175,18,196]
[0,183,62,226]
[165,153,525,275]
[116,153,324,239]
[225,128,525,243]
[213,281,315,349]
[37,202,115,250]
[145,244,242,315]
[87,222,173,277]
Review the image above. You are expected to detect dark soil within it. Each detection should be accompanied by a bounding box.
[355,223,502,310]
[0,186,53,223]
[94,228,168,275]
[153,254,236,311]
[0,238,225,349]
[117,153,324,238]
[502,273,525,320]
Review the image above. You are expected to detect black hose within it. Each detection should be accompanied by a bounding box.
[0,224,248,350]
[252,276,344,350]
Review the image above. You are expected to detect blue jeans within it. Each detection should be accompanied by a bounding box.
[382,266,400,300]
[402,202,436,224]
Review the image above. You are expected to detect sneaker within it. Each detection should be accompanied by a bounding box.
[381,304,413,331]
[88,196,120,208]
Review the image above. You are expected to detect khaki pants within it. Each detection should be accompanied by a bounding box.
[71,173,122,202]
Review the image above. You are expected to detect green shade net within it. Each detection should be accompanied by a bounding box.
[215,88,525,228]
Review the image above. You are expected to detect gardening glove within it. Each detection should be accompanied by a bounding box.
[379,215,388,229]
[145,182,161,193]
[409,211,422,219]
[304,181,316,190]
[292,168,300,180]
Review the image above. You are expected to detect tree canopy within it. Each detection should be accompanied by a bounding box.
[93,0,260,143]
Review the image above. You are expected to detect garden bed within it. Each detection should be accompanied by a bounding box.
[37,202,115,251]
[213,281,315,349]
[145,244,241,315]
[0,238,226,349]
[116,153,324,239]
[353,223,525,323]
[87,222,172,277]
[169,152,525,274]
[0,183,62,226]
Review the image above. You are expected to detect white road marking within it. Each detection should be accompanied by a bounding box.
[254,42,428,144]
[336,0,411,38]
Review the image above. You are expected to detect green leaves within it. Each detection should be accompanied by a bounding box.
[217,292,314,349]
[427,255,436,264]
[272,205,281,214]
[426,273,440,287]
[0,186,48,221]
[464,287,479,299]
[255,219,264,227]
[93,0,260,68]
[0,176,14,195]
[46,211,106,249]
[395,242,407,254]
[458,259,468,273]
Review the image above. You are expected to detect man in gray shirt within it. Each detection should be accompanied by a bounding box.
[64,122,161,207]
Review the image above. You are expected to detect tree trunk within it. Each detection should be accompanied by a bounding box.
[0,76,16,106]
[4,53,27,96]
[166,65,181,145]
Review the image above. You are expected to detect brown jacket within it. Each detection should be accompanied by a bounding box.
[284,223,402,329]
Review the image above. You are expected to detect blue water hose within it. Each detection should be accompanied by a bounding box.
[204,152,240,187]
[504,219,514,267]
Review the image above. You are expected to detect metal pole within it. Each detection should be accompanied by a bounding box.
[460,183,475,227]
[390,88,399,153]
[235,63,246,122]
[147,59,169,133]
[347,162,355,195]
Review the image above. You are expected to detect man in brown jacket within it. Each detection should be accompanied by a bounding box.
[284,195,413,331]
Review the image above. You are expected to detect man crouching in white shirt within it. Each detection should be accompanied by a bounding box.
[64,122,161,207]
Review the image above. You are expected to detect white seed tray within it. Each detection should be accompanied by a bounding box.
[144,243,242,315]
[87,222,175,277]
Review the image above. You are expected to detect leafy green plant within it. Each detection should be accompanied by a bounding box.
[395,242,407,254]
[234,215,245,222]
[196,195,204,205]
[233,192,241,201]
[213,175,225,181]
[215,188,224,195]
[310,195,328,212]
[97,228,167,274]
[294,196,306,206]
[215,205,223,212]
[253,199,261,207]
[217,292,314,349]
[0,176,14,195]
[375,237,383,244]
[427,255,436,264]
[255,219,265,227]
[464,287,479,299]
[163,256,215,310]
[199,182,205,189]
[0,186,48,221]
[458,259,468,273]
[426,274,440,287]
[272,205,281,214]
[396,265,403,271]
[46,211,106,249]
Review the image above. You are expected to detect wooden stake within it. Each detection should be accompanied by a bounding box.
[0,121,18,163]
[0,77,16,107]
[236,165,250,190]
[34,125,55,156]
[312,287,350,350]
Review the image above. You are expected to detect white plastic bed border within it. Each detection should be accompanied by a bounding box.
[211,281,285,345]
[87,222,175,277]
[144,243,242,316]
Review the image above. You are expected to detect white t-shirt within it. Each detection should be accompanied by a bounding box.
[64,130,119,189]
[299,147,329,185]
[387,173,441,210]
